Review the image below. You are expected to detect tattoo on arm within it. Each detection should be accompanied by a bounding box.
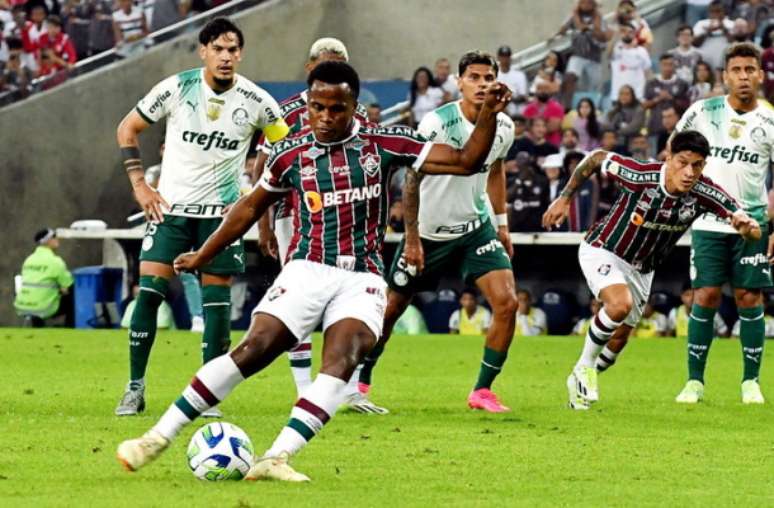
[403,169,423,239]
[559,150,607,199]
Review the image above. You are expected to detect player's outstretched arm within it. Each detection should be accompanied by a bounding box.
[251,151,279,258]
[420,83,511,175]
[402,167,424,274]
[174,187,281,273]
[542,149,608,230]
[117,110,170,223]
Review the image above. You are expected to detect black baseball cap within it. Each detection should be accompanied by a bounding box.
[497,45,512,56]
[35,228,56,244]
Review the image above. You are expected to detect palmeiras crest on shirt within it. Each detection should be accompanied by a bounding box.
[232,107,249,126]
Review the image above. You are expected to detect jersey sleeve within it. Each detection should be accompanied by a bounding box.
[498,120,515,160]
[380,125,433,171]
[258,144,293,193]
[693,177,740,219]
[601,152,660,191]
[675,100,702,132]
[55,258,74,290]
[135,75,178,124]
[255,94,290,144]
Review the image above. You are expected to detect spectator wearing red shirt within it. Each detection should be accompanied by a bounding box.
[37,15,75,74]
[523,80,565,146]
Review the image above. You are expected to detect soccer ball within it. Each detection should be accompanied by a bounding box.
[187,422,255,481]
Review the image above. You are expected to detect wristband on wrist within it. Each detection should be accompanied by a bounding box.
[495,213,508,228]
[121,146,143,174]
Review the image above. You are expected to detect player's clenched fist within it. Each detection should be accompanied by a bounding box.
[542,197,571,230]
[173,252,202,273]
[484,82,512,113]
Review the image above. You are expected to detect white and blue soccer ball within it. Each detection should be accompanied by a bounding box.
[187,422,255,481]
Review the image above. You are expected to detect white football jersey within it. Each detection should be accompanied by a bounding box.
[136,68,288,218]
[416,101,514,241]
[676,95,774,233]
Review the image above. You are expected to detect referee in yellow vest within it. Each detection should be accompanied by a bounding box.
[14,228,74,327]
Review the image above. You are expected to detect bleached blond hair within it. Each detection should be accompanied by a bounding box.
[308,37,349,61]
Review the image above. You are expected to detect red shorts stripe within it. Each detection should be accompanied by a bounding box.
[290,342,312,352]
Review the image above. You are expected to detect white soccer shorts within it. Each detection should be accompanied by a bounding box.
[578,242,654,328]
[253,259,387,341]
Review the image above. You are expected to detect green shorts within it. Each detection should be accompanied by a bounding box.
[139,215,245,275]
[690,226,772,289]
[387,222,512,294]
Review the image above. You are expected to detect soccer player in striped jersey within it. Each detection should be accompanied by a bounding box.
[116,61,512,481]
[251,38,379,412]
[542,130,761,410]
[114,18,289,418]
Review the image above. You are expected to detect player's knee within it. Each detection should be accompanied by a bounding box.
[491,291,518,317]
[735,289,762,308]
[604,299,632,323]
[694,287,722,308]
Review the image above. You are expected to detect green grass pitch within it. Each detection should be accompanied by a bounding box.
[1,328,773,507]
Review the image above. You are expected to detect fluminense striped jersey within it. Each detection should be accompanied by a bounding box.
[585,153,739,273]
[260,90,370,220]
[260,120,432,274]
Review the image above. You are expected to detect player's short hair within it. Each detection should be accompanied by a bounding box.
[198,17,244,48]
[676,24,693,36]
[47,15,62,27]
[458,50,499,77]
[517,288,532,299]
[659,53,673,62]
[724,41,761,68]
[309,37,349,62]
[307,61,360,99]
[671,130,710,159]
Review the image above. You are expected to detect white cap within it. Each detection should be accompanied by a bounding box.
[309,37,349,61]
[541,153,564,169]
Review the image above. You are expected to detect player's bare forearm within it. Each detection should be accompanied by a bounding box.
[486,160,507,214]
[197,187,279,264]
[403,169,423,243]
[559,149,607,199]
[251,151,269,185]
[117,110,150,186]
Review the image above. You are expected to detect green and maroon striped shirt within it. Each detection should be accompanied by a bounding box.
[585,153,739,273]
[261,120,431,274]
[260,91,369,220]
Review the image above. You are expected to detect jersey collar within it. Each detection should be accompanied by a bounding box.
[312,119,362,147]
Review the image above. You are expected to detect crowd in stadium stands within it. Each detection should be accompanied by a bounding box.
[0,0,219,98]
[394,0,774,234]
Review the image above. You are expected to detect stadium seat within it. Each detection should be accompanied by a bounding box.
[422,288,459,334]
[539,289,578,335]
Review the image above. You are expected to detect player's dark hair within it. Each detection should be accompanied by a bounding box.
[198,17,244,48]
[460,288,478,299]
[671,130,710,159]
[517,288,532,299]
[659,53,673,62]
[724,42,761,68]
[458,50,499,77]
[676,24,693,36]
[307,60,360,99]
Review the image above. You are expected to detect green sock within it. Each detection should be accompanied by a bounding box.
[129,275,169,386]
[687,304,716,383]
[474,347,508,390]
[739,306,765,381]
[201,285,231,364]
[359,343,386,386]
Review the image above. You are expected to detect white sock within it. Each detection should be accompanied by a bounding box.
[345,364,363,396]
[152,354,244,441]
[576,309,622,369]
[595,345,619,373]
[288,337,313,397]
[265,373,347,457]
